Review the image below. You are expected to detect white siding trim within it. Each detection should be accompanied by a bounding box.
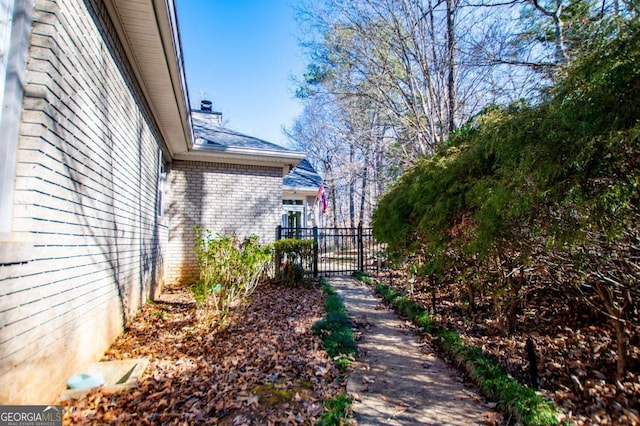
[0,0,34,239]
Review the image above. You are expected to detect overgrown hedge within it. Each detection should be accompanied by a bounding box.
[372,17,640,376]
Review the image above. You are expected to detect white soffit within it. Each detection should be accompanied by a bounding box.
[283,188,318,198]
[174,149,305,174]
[104,0,192,158]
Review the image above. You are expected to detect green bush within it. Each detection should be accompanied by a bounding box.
[371,19,640,375]
[191,226,272,328]
[273,238,315,285]
[316,393,352,426]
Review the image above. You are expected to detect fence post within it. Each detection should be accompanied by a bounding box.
[312,226,319,278]
[357,222,364,272]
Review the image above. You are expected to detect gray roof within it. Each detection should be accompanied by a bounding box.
[285,158,323,189]
[191,111,301,155]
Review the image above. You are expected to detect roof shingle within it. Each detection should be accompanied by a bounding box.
[192,111,301,154]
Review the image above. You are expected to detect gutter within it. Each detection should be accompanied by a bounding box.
[174,147,305,173]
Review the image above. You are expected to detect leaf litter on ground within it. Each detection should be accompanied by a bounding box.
[62,282,345,425]
[379,270,640,426]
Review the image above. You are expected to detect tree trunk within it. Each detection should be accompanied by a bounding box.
[376,135,385,199]
[349,144,355,229]
[531,0,570,65]
[506,291,519,335]
[508,270,525,335]
[497,272,522,336]
[466,281,476,312]
[359,144,370,225]
[552,11,569,64]
[595,283,628,378]
[446,0,457,133]
[614,317,627,378]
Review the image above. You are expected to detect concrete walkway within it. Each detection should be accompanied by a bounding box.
[328,276,500,426]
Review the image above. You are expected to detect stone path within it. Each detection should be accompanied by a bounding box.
[328,276,500,425]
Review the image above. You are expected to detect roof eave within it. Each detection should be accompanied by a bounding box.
[283,186,320,197]
[104,0,193,159]
[193,144,305,158]
[174,149,305,174]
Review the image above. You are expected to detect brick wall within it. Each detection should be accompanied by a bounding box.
[165,160,282,285]
[0,0,167,404]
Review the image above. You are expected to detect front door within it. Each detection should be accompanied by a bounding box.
[282,199,305,238]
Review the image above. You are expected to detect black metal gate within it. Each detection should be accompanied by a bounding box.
[275,225,386,276]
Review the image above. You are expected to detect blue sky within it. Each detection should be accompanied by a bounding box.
[176,0,305,147]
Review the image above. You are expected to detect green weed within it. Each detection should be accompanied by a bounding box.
[316,393,352,426]
[312,283,356,373]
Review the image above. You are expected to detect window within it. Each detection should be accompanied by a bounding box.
[282,199,306,236]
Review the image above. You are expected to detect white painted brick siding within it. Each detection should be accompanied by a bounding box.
[0,0,167,404]
[165,160,282,285]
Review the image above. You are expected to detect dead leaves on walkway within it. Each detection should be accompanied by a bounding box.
[386,272,640,426]
[62,283,344,425]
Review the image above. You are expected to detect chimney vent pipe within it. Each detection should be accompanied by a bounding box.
[200,100,212,112]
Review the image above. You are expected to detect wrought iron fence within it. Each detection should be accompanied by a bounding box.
[275,225,387,277]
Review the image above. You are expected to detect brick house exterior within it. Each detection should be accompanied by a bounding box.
[165,108,306,285]
[0,0,305,404]
[165,160,284,285]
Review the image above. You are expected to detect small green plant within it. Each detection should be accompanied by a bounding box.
[313,280,355,424]
[352,270,372,284]
[316,393,352,425]
[373,282,433,332]
[312,283,356,373]
[153,308,169,320]
[191,226,272,328]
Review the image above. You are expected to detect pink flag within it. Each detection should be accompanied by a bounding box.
[317,184,328,214]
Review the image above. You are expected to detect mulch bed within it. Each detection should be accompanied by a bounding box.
[62,282,345,425]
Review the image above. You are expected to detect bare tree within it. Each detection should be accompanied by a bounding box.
[291,0,626,225]
[295,0,470,162]
[530,0,571,64]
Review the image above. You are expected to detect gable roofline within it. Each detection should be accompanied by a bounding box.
[283,158,324,194]
[104,0,193,158]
